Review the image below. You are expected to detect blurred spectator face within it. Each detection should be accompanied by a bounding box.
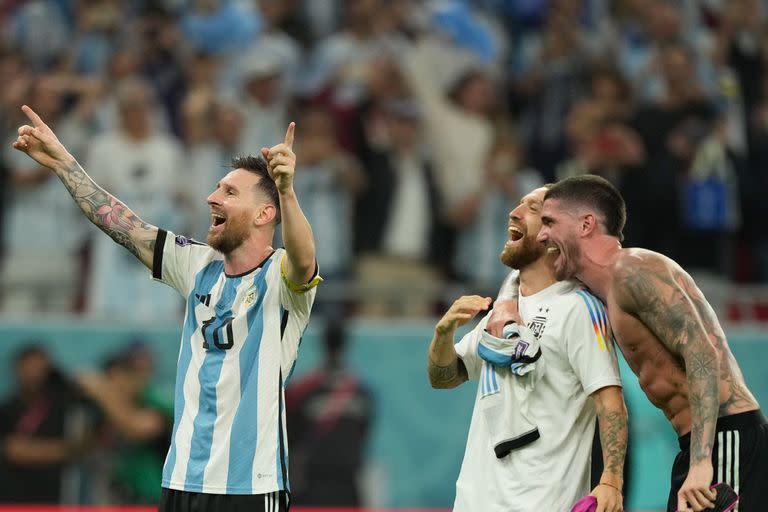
[566,102,604,146]
[15,349,51,395]
[194,0,220,14]
[385,111,421,150]
[488,135,523,180]
[106,363,144,400]
[245,74,280,105]
[367,55,407,102]
[108,50,140,81]
[453,72,494,117]
[186,53,218,88]
[345,0,381,28]
[29,77,63,120]
[258,0,293,27]
[661,45,695,90]
[648,3,682,43]
[213,104,243,148]
[726,0,762,31]
[297,109,337,164]
[591,70,628,105]
[116,79,153,137]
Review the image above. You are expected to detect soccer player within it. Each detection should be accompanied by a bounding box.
[537,174,766,512]
[13,105,321,512]
[428,186,627,512]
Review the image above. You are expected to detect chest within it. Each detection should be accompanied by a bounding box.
[604,295,681,372]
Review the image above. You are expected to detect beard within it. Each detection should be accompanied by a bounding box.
[553,236,581,281]
[500,233,545,270]
[207,214,250,254]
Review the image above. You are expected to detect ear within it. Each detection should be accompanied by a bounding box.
[580,213,599,237]
[254,204,278,227]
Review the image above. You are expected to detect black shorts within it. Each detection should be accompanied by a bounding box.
[667,410,768,512]
[159,488,289,512]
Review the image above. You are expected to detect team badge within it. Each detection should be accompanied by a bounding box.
[244,287,258,306]
[528,315,548,339]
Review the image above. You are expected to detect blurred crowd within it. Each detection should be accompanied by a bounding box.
[0,320,372,506]
[0,341,173,504]
[2,0,768,321]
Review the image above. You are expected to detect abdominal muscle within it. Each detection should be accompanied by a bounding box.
[607,303,758,436]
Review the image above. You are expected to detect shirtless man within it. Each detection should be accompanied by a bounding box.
[536,174,766,512]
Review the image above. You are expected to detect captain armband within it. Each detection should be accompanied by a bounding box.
[280,257,322,294]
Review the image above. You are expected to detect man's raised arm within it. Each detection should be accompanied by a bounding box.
[13,105,158,269]
[261,122,317,285]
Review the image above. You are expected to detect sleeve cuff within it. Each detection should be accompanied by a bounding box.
[152,229,168,280]
[280,256,322,294]
[583,377,623,396]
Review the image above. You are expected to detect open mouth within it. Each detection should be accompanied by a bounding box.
[210,213,227,230]
[508,226,524,242]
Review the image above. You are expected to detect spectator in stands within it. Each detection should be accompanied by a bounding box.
[355,99,445,315]
[629,42,717,258]
[292,106,364,291]
[77,348,172,504]
[181,96,246,240]
[238,53,290,157]
[0,344,82,503]
[286,319,373,507]
[399,36,495,258]
[1,77,91,313]
[84,77,186,321]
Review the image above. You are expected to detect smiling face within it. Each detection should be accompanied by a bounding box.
[205,169,273,254]
[500,187,549,270]
[537,198,583,280]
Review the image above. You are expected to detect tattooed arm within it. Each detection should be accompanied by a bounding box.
[614,251,718,510]
[589,385,627,512]
[12,105,158,269]
[428,295,491,389]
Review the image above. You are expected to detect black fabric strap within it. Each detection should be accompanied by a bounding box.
[152,229,167,280]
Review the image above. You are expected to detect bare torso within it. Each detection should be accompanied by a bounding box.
[604,248,758,435]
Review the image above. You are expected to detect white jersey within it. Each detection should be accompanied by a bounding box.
[152,230,319,495]
[453,280,622,511]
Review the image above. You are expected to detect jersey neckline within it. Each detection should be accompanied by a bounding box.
[224,250,276,278]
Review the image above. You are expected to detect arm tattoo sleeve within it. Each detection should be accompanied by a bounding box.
[57,160,156,265]
[617,260,719,465]
[595,391,628,479]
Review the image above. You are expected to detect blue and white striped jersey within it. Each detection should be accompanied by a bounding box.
[151,229,319,495]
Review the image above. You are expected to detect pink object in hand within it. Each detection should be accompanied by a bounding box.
[570,495,597,512]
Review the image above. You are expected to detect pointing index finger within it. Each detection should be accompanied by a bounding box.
[284,122,295,149]
[21,105,45,128]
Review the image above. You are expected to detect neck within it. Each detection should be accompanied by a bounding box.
[221,230,275,275]
[519,255,557,296]
[575,235,622,300]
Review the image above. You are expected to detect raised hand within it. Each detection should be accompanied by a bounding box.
[436,295,492,336]
[261,122,296,193]
[12,105,74,170]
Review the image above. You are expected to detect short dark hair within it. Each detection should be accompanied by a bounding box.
[231,155,281,225]
[544,175,626,241]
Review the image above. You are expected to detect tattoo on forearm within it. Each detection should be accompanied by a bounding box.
[58,161,154,260]
[428,357,468,388]
[596,400,627,478]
